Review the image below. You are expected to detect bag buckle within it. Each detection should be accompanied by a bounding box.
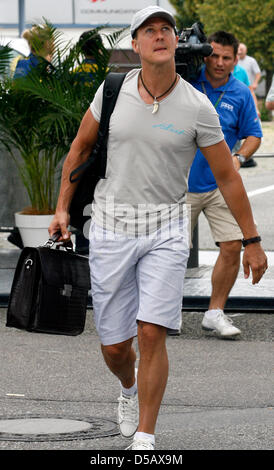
[44,239,55,248]
[25,259,33,270]
[44,231,74,252]
[44,230,62,248]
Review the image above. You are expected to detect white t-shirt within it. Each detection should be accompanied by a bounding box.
[90,69,224,236]
[238,55,261,85]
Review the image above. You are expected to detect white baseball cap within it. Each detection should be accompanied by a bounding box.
[130,5,176,38]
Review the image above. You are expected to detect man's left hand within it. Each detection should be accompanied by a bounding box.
[242,243,268,284]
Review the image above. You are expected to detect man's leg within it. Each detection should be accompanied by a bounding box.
[101,323,168,437]
[89,223,141,439]
[209,240,241,310]
[202,239,242,337]
[137,321,168,435]
[127,217,189,449]
[101,339,139,439]
[101,338,136,389]
[202,189,243,337]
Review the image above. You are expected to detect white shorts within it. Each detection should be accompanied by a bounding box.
[89,219,189,346]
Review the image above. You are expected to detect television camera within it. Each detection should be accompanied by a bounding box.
[175,22,213,82]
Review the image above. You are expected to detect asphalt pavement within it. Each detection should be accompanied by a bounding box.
[0,308,273,454]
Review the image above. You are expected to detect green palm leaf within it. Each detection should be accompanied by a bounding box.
[0,44,13,75]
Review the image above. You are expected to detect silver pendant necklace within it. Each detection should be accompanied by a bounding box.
[140,71,178,114]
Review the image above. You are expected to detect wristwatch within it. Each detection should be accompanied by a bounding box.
[234,153,246,165]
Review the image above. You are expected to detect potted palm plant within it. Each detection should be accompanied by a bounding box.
[0,21,126,246]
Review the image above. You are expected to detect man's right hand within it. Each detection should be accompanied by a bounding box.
[48,210,71,241]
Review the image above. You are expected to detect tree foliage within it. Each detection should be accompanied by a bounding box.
[169,0,201,29]
[169,0,274,76]
[197,0,274,73]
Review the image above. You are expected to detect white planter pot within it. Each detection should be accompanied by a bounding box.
[15,212,54,247]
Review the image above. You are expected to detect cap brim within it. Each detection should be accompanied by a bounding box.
[131,12,176,37]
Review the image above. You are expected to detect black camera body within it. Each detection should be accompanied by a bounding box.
[175,22,213,82]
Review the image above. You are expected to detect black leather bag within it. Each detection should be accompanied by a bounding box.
[6,235,90,336]
[69,72,126,233]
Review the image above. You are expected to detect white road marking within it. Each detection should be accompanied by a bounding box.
[247,185,274,198]
[6,393,25,397]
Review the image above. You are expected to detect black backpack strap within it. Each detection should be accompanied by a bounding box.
[99,72,127,137]
[70,72,126,183]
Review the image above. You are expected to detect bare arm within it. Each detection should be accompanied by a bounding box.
[250,72,261,90]
[200,140,268,283]
[49,109,100,240]
[232,136,261,170]
[248,87,260,117]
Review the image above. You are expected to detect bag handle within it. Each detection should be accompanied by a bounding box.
[44,231,74,251]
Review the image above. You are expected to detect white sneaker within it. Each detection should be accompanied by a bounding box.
[126,438,155,450]
[117,392,139,438]
[202,309,241,338]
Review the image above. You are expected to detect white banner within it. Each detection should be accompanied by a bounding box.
[75,0,175,25]
[0,0,175,26]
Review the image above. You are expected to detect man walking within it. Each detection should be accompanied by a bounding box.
[49,9,267,450]
[187,31,263,339]
[238,43,261,92]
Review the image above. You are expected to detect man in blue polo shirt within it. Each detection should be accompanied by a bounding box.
[187,31,262,338]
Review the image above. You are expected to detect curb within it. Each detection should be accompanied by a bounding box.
[254,153,274,158]
[1,294,273,313]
